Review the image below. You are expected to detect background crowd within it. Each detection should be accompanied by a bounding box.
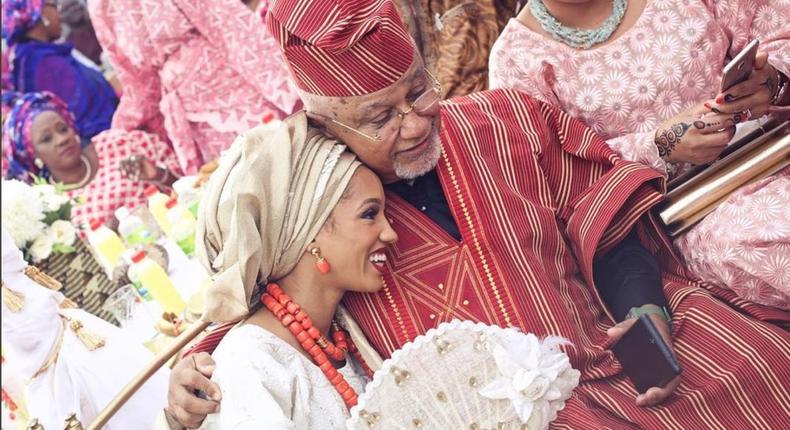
[1,0,788,428]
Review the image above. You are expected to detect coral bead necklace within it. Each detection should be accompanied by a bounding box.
[261,283,373,409]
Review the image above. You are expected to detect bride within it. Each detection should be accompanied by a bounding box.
[195,112,397,429]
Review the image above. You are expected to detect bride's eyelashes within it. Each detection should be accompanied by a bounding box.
[360,204,381,220]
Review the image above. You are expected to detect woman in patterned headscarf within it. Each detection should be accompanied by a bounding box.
[1,0,118,140]
[2,91,182,229]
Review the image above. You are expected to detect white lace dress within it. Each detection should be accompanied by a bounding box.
[200,324,368,430]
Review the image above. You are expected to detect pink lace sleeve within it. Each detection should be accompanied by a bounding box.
[489,22,555,105]
[490,23,668,175]
[606,132,668,174]
[88,0,168,141]
[704,0,790,77]
[171,0,301,115]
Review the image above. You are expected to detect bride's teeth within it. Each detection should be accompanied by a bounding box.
[369,253,387,263]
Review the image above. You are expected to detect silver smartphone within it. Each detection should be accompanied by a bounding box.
[720,39,759,92]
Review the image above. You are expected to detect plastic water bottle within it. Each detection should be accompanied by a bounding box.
[172,177,200,219]
[85,218,126,274]
[165,197,196,256]
[143,185,172,236]
[115,206,155,247]
[124,250,153,302]
[129,250,185,315]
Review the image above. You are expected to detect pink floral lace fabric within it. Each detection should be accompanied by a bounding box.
[89,0,301,174]
[490,0,790,308]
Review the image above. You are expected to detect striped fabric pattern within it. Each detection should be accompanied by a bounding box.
[266,0,414,97]
[187,89,790,427]
[341,89,790,428]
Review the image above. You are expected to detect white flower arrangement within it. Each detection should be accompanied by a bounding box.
[478,334,581,429]
[2,179,80,263]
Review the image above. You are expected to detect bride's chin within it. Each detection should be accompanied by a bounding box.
[357,275,385,293]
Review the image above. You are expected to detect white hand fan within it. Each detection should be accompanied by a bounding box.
[347,320,580,430]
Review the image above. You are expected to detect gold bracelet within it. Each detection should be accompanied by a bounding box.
[770,68,788,105]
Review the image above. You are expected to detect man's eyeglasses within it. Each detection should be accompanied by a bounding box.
[327,69,442,142]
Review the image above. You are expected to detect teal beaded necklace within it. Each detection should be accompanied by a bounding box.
[529,0,628,49]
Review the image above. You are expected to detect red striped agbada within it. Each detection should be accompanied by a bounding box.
[186,0,790,427]
[189,89,790,428]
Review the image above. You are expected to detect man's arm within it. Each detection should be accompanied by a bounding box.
[594,230,679,407]
[593,230,669,322]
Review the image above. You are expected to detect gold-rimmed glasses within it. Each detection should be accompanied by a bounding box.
[326,69,442,142]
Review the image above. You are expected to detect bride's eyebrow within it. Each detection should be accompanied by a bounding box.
[358,197,383,209]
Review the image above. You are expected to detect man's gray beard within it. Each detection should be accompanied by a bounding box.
[393,130,441,180]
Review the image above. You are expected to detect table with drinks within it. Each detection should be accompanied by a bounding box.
[87,181,210,353]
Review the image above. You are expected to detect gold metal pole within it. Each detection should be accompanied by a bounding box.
[657,122,789,236]
[87,319,211,430]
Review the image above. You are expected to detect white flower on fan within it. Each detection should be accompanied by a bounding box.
[478,334,580,429]
[47,220,77,246]
[29,233,54,262]
[1,180,46,248]
[35,184,70,212]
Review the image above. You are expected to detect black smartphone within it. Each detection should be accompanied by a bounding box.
[611,314,682,393]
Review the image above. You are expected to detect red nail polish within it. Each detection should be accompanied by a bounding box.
[716,95,724,104]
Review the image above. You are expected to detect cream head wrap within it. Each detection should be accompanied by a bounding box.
[197,112,361,323]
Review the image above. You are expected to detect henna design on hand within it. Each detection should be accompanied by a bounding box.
[655,122,690,159]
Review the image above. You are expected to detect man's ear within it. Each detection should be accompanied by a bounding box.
[305,111,339,140]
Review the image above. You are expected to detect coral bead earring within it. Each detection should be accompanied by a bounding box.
[310,246,331,274]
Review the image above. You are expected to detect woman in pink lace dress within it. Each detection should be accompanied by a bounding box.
[88,0,301,174]
[490,0,790,309]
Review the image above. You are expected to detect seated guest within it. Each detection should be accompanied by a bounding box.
[1,226,168,429]
[88,0,302,174]
[489,0,790,308]
[395,0,518,99]
[2,91,181,229]
[1,0,119,140]
[59,0,103,67]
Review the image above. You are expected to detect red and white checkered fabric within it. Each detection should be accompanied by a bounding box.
[67,129,182,230]
[266,0,415,97]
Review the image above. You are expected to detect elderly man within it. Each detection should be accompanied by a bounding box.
[166,0,790,428]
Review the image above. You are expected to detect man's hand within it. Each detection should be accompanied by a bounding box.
[607,314,681,407]
[167,352,221,429]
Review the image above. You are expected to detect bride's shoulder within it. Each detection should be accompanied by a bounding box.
[212,324,303,376]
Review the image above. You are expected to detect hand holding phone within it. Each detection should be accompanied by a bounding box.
[721,39,760,93]
[610,314,682,406]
